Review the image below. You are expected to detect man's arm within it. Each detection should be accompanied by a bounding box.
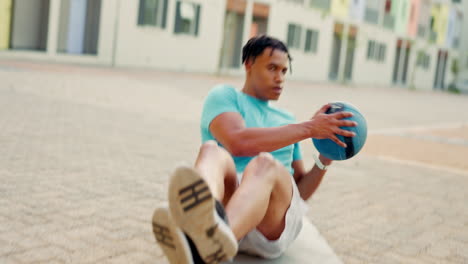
[209,104,356,157]
[292,155,332,201]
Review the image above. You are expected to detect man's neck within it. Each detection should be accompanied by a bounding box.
[242,82,263,100]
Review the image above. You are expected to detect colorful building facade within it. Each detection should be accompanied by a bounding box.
[0,0,465,91]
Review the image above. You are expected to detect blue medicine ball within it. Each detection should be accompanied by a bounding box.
[312,102,367,160]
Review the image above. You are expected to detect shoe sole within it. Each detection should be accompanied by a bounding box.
[152,207,193,264]
[168,166,238,263]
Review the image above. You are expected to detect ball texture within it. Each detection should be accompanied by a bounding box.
[312,102,367,160]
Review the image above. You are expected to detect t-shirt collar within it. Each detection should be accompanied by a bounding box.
[241,91,269,106]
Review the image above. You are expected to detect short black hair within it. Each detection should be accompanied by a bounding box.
[241,35,293,72]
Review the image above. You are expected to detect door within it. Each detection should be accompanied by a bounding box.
[328,24,343,81]
[392,39,411,85]
[392,43,401,83]
[344,26,357,81]
[57,0,101,55]
[10,0,50,51]
[219,0,269,70]
[0,0,12,50]
[220,10,245,69]
[433,50,448,89]
[329,23,357,82]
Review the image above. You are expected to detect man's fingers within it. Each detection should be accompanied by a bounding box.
[336,129,356,137]
[338,120,358,127]
[331,135,347,148]
[332,111,353,119]
[318,103,331,114]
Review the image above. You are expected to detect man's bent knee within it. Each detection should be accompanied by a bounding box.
[256,152,277,166]
[199,140,221,154]
[204,140,218,146]
[257,153,283,172]
[244,152,281,181]
[200,140,232,156]
[201,140,218,149]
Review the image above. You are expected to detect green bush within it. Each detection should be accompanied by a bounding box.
[448,83,461,94]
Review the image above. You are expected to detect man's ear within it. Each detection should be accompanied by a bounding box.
[244,58,253,72]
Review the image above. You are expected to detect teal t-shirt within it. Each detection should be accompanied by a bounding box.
[200,84,302,175]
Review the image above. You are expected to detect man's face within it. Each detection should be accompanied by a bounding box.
[246,48,289,101]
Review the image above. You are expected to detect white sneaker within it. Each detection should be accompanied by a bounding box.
[168,166,238,263]
[152,206,205,264]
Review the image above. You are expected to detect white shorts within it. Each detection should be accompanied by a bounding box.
[236,173,309,259]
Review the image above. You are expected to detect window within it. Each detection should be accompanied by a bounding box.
[287,24,302,49]
[367,40,375,59]
[365,0,382,24]
[286,0,305,4]
[417,25,426,38]
[383,13,395,29]
[138,0,168,28]
[424,54,430,69]
[429,30,437,42]
[174,1,201,36]
[416,51,430,69]
[364,7,379,24]
[377,44,386,61]
[310,0,331,10]
[429,16,437,42]
[383,0,394,29]
[424,54,430,68]
[367,40,386,62]
[453,38,460,48]
[304,29,319,53]
[385,0,391,13]
[418,1,430,39]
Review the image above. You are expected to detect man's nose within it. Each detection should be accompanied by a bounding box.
[275,72,284,83]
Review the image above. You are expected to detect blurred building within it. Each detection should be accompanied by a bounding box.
[0,0,466,91]
[458,0,468,85]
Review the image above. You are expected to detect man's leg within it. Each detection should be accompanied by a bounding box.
[193,142,293,240]
[167,141,239,263]
[152,206,204,264]
[193,140,238,206]
[225,152,293,241]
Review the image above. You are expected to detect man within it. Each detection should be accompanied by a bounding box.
[152,35,356,264]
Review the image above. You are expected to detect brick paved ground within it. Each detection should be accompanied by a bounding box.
[0,59,467,263]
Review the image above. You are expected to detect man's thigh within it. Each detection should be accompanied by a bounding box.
[239,175,305,259]
[241,159,294,240]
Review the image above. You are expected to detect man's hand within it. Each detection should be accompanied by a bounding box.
[306,103,357,148]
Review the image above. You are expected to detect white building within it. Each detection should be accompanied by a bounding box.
[458,0,468,86]
[0,0,116,65]
[0,0,465,91]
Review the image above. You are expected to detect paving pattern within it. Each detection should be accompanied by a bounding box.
[0,60,467,263]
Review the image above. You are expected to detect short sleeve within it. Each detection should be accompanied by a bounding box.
[292,142,302,161]
[200,85,240,134]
